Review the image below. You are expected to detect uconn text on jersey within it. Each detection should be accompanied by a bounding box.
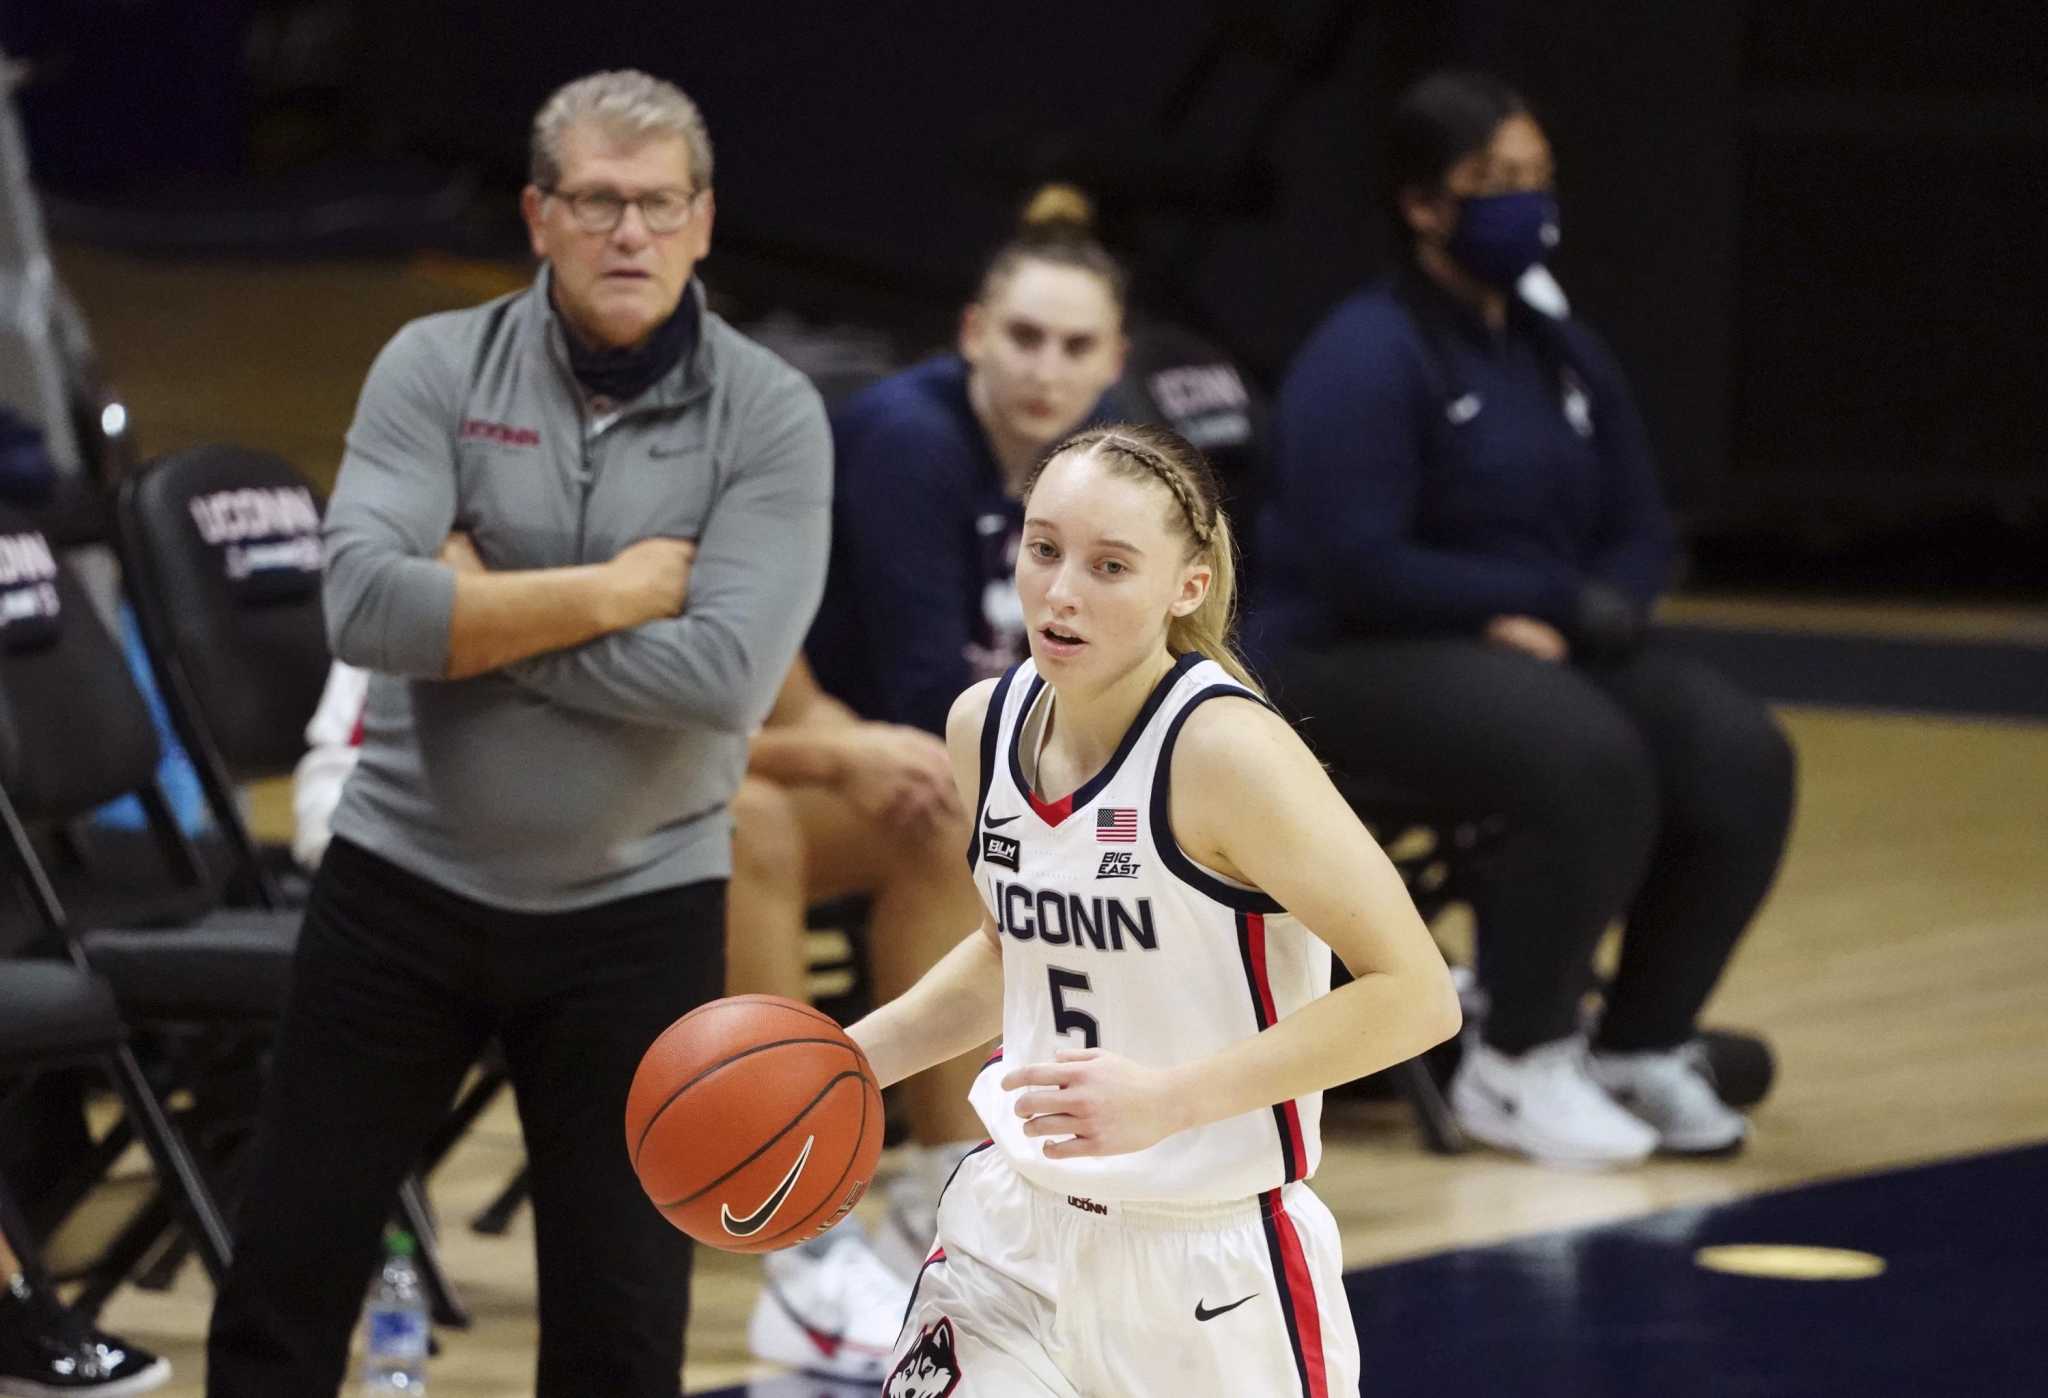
[991,879,1159,953]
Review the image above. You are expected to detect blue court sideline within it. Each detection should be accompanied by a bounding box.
[699,1141,2048,1396]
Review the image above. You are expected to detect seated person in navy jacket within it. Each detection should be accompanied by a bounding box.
[801,186,1127,1262]
[807,187,1126,737]
[1250,70,1795,1170]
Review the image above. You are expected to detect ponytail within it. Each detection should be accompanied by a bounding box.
[1020,182,1095,229]
[1167,505,1262,695]
[977,183,1128,311]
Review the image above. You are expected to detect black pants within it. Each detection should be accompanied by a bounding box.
[1272,638,1795,1054]
[206,839,725,1398]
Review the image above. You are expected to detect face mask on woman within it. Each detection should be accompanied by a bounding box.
[1447,190,1561,289]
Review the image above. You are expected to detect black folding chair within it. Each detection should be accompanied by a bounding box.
[112,444,332,910]
[1332,777,1509,1155]
[0,506,262,1307]
[0,957,233,1316]
[108,447,471,1323]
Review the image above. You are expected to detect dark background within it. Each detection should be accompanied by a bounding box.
[5,0,2044,582]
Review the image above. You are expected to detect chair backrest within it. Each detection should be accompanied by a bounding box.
[1104,318,1271,516]
[0,504,160,822]
[737,312,901,411]
[114,445,329,784]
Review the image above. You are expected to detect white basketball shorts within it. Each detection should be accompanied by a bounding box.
[883,1144,1358,1397]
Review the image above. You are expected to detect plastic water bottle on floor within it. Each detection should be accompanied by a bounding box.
[361,1228,429,1394]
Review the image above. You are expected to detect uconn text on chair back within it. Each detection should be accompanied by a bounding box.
[117,446,329,782]
[0,504,159,820]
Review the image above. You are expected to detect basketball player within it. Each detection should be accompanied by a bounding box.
[847,424,1462,1396]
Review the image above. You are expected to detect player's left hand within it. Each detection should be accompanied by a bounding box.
[1002,1049,1187,1159]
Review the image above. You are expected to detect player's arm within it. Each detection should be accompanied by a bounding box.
[845,678,1005,1089]
[1005,697,1461,1158]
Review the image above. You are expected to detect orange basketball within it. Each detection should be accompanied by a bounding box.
[625,994,885,1254]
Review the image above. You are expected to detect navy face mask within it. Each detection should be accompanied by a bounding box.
[1447,190,1561,289]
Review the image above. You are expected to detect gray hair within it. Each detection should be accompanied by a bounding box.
[530,70,714,191]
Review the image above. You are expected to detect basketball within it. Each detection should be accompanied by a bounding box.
[625,994,885,1254]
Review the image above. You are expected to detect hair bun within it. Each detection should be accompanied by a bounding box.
[1020,183,1096,233]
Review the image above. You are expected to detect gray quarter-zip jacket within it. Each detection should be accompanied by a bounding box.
[322,272,830,911]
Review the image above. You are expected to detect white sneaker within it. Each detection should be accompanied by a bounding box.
[873,1140,979,1281]
[874,1170,938,1283]
[1450,1036,1658,1169]
[1590,1045,1750,1155]
[748,1221,911,1383]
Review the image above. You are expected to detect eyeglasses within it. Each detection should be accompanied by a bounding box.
[545,186,701,235]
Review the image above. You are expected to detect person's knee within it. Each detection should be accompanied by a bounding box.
[861,809,980,987]
[1751,712,1797,814]
[731,778,804,889]
[1478,717,1661,923]
[904,805,973,880]
[1692,707,1797,845]
[840,803,974,895]
[1512,714,1659,845]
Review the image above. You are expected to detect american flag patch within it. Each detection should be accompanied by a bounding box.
[1096,808,1138,843]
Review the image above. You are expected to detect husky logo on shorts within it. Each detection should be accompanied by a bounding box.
[885,1316,962,1397]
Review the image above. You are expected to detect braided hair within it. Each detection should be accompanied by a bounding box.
[1023,423,1261,693]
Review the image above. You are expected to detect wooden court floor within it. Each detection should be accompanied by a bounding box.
[75,703,2048,1396]
[40,249,2048,1394]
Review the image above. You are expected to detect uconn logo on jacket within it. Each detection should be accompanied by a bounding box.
[966,654,1333,1204]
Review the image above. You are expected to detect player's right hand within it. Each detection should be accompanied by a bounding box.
[607,537,697,626]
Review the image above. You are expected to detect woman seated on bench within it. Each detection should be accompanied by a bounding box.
[1248,70,1795,1169]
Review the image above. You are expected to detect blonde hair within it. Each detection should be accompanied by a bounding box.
[1024,423,1262,693]
[531,70,714,191]
[976,183,1128,311]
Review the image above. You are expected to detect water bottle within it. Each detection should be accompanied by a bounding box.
[361,1228,429,1394]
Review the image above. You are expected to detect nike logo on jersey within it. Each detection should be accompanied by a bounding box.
[983,812,1022,828]
[1195,1293,1258,1322]
[720,1135,814,1238]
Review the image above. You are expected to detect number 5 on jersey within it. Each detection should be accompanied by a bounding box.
[1048,967,1099,1049]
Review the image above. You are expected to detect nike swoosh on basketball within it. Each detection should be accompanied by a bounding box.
[721,1135,815,1238]
[1194,1293,1258,1322]
[983,812,1022,829]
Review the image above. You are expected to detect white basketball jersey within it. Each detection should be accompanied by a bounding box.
[966,654,1332,1203]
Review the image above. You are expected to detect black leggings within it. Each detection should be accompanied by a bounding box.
[206,839,725,1398]
[1271,638,1795,1054]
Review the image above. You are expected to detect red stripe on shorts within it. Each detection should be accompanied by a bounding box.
[1267,1191,1330,1397]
